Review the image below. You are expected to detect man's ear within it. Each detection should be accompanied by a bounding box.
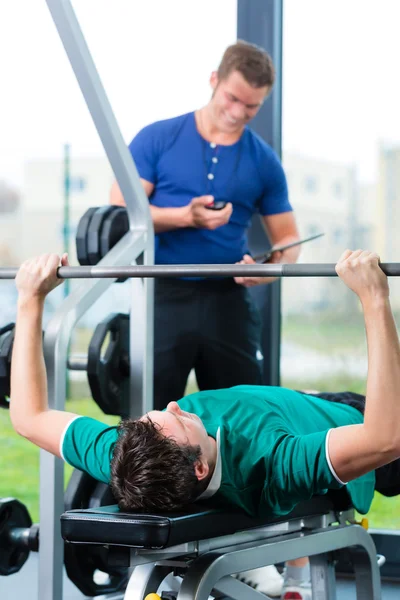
[210,71,219,91]
[194,458,210,482]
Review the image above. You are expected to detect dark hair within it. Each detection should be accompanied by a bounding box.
[217,40,275,88]
[110,418,205,512]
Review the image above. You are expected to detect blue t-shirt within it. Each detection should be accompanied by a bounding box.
[128,112,292,265]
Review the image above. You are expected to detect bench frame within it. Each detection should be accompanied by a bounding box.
[108,509,382,599]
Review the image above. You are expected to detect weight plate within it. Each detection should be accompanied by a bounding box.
[76,207,99,266]
[0,497,32,575]
[0,324,15,409]
[87,206,115,265]
[87,313,130,416]
[64,468,99,512]
[99,207,129,259]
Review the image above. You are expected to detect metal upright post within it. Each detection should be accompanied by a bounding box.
[237,0,284,386]
[63,143,71,298]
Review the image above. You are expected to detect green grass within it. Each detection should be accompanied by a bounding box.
[367,493,400,530]
[281,375,366,395]
[282,312,366,353]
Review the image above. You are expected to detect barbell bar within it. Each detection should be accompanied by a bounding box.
[1,263,400,279]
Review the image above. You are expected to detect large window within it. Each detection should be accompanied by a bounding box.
[281,0,400,530]
[0,0,237,518]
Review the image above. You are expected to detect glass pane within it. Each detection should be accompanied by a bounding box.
[0,0,236,515]
[282,0,400,529]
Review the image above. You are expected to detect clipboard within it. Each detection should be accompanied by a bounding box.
[254,232,325,264]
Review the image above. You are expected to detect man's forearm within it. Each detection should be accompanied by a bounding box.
[274,234,301,264]
[10,297,48,435]
[150,205,193,233]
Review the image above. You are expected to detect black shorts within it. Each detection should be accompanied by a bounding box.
[309,391,400,497]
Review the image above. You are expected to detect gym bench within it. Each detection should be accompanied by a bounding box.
[61,495,382,600]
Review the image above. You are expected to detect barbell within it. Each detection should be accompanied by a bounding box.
[1,262,400,279]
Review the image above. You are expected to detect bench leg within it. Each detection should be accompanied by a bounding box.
[124,563,174,599]
[176,525,381,600]
[349,547,382,600]
[213,575,273,599]
[310,553,337,600]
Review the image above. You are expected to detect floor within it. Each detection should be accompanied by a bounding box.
[2,555,400,599]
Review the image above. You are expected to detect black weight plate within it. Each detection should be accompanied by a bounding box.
[76,207,99,266]
[87,206,115,265]
[64,543,128,597]
[0,324,15,409]
[0,497,32,575]
[99,207,129,259]
[88,481,117,509]
[64,468,99,512]
[87,313,130,416]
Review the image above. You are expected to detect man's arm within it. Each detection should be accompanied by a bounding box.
[10,254,79,457]
[261,212,301,264]
[329,249,400,482]
[110,178,154,206]
[234,211,300,287]
[110,180,232,233]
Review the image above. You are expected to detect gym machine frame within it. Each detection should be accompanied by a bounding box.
[38,2,154,599]
[124,515,380,600]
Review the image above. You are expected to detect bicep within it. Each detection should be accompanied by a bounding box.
[328,424,393,482]
[24,410,80,458]
[109,178,154,206]
[261,212,299,245]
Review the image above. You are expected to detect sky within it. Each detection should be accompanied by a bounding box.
[0,0,400,187]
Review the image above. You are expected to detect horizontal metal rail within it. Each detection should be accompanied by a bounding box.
[1,263,400,279]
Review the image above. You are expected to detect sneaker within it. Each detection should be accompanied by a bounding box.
[235,564,284,597]
[281,577,312,600]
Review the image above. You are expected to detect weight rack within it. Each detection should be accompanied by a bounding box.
[38,2,154,599]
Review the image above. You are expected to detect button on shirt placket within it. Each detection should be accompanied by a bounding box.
[206,142,219,195]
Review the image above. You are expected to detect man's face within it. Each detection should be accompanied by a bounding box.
[143,402,210,451]
[209,70,270,134]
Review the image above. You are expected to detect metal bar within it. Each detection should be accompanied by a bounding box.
[212,575,267,600]
[310,553,337,600]
[44,0,152,234]
[238,0,284,388]
[67,354,87,371]
[3,262,400,279]
[178,525,381,600]
[62,143,71,298]
[124,564,176,600]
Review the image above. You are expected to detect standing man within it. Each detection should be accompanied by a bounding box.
[110,40,300,411]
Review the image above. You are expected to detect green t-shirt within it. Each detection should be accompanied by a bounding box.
[61,386,375,518]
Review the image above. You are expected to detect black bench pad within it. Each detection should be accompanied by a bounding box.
[61,494,351,550]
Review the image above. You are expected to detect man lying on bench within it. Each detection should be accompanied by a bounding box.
[9,250,400,600]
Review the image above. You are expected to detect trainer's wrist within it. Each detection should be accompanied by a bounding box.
[180,204,194,228]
